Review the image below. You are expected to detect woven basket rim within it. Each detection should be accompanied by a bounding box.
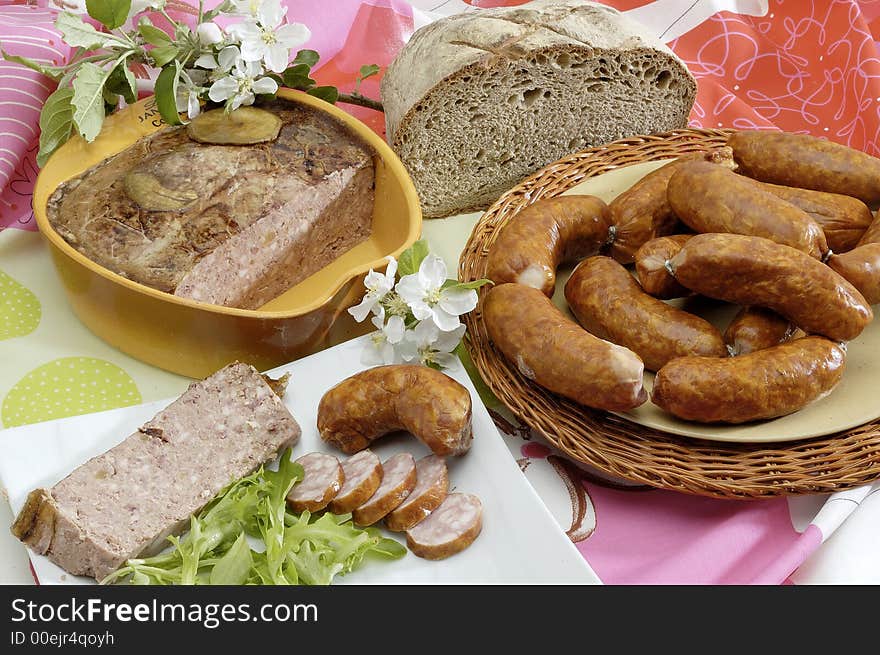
[459,127,880,499]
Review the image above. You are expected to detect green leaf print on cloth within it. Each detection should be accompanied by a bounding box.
[2,357,141,427]
[0,270,41,340]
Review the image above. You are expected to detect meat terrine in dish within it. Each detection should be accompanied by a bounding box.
[46,100,375,310]
[11,362,301,581]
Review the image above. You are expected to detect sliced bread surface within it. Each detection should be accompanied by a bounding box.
[381,0,696,218]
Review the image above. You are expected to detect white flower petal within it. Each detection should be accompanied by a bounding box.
[438,288,478,317]
[258,0,286,28]
[384,315,406,344]
[252,76,278,95]
[217,45,241,72]
[395,274,426,305]
[208,77,237,102]
[264,45,289,73]
[434,324,466,352]
[239,39,265,63]
[418,254,447,290]
[276,22,311,48]
[187,93,201,119]
[196,22,223,45]
[348,297,376,323]
[384,257,398,280]
[431,307,462,332]
[194,53,218,70]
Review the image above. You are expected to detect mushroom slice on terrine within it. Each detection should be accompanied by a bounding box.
[10,362,301,581]
[46,100,375,310]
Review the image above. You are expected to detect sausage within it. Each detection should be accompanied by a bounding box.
[724,307,796,356]
[317,365,472,457]
[483,283,647,412]
[651,336,846,423]
[564,256,726,371]
[405,493,482,560]
[728,130,880,205]
[857,210,880,247]
[286,453,344,513]
[827,243,880,305]
[385,455,448,532]
[755,182,873,253]
[352,453,416,527]
[634,234,692,299]
[327,450,382,514]
[607,148,734,264]
[667,161,829,259]
[668,233,873,341]
[486,195,611,297]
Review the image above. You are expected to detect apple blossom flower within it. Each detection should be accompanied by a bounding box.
[207,49,277,110]
[395,254,477,331]
[175,71,206,119]
[348,257,397,322]
[196,22,224,46]
[227,1,311,73]
[362,316,404,367]
[398,320,465,369]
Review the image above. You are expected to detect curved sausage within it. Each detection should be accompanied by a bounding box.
[286,453,343,513]
[607,149,733,264]
[317,366,472,457]
[667,161,829,259]
[327,450,382,514]
[668,233,873,341]
[857,210,880,247]
[486,195,611,297]
[484,283,647,412]
[728,130,880,205]
[634,234,692,299]
[652,336,846,423]
[755,182,873,253]
[405,493,482,560]
[564,256,726,371]
[385,455,448,532]
[827,243,880,305]
[352,453,416,527]
[724,307,795,356]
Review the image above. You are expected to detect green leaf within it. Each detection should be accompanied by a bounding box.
[358,64,380,81]
[154,64,183,126]
[150,43,179,68]
[56,12,114,50]
[72,61,113,142]
[87,0,132,30]
[307,86,339,104]
[105,63,138,104]
[281,63,315,90]
[209,532,253,585]
[0,50,65,80]
[292,49,320,68]
[138,23,172,46]
[441,278,494,292]
[37,87,75,167]
[397,239,430,277]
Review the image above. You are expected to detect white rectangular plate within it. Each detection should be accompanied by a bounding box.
[0,334,600,585]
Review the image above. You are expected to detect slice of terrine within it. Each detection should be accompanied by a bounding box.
[11,362,301,581]
[46,99,374,310]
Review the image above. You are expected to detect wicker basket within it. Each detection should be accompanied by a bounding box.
[459,128,880,499]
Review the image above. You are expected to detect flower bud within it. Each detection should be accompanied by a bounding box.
[197,22,224,46]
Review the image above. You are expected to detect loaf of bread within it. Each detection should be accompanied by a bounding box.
[381,0,696,218]
[47,100,374,310]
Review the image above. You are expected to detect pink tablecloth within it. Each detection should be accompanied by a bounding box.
[1,0,879,584]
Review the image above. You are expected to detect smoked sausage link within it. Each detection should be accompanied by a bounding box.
[667,161,828,259]
[652,336,846,423]
[484,283,647,412]
[486,195,611,297]
[827,243,880,305]
[668,233,873,342]
[756,182,873,253]
[634,234,692,299]
[564,256,726,372]
[728,130,880,205]
[607,148,734,265]
[724,307,795,356]
[317,365,472,456]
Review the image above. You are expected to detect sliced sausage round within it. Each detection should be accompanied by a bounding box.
[352,453,416,527]
[406,493,483,560]
[327,449,383,514]
[385,455,449,532]
[286,452,344,513]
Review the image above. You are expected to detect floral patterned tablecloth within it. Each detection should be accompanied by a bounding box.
[1,0,879,585]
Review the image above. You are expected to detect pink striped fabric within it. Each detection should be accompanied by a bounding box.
[0,2,68,230]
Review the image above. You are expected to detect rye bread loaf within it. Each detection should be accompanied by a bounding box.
[46,100,374,310]
[381,0,696,218]
[11,362,301,581]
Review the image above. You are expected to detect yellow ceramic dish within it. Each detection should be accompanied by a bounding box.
[32,90,422,378]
